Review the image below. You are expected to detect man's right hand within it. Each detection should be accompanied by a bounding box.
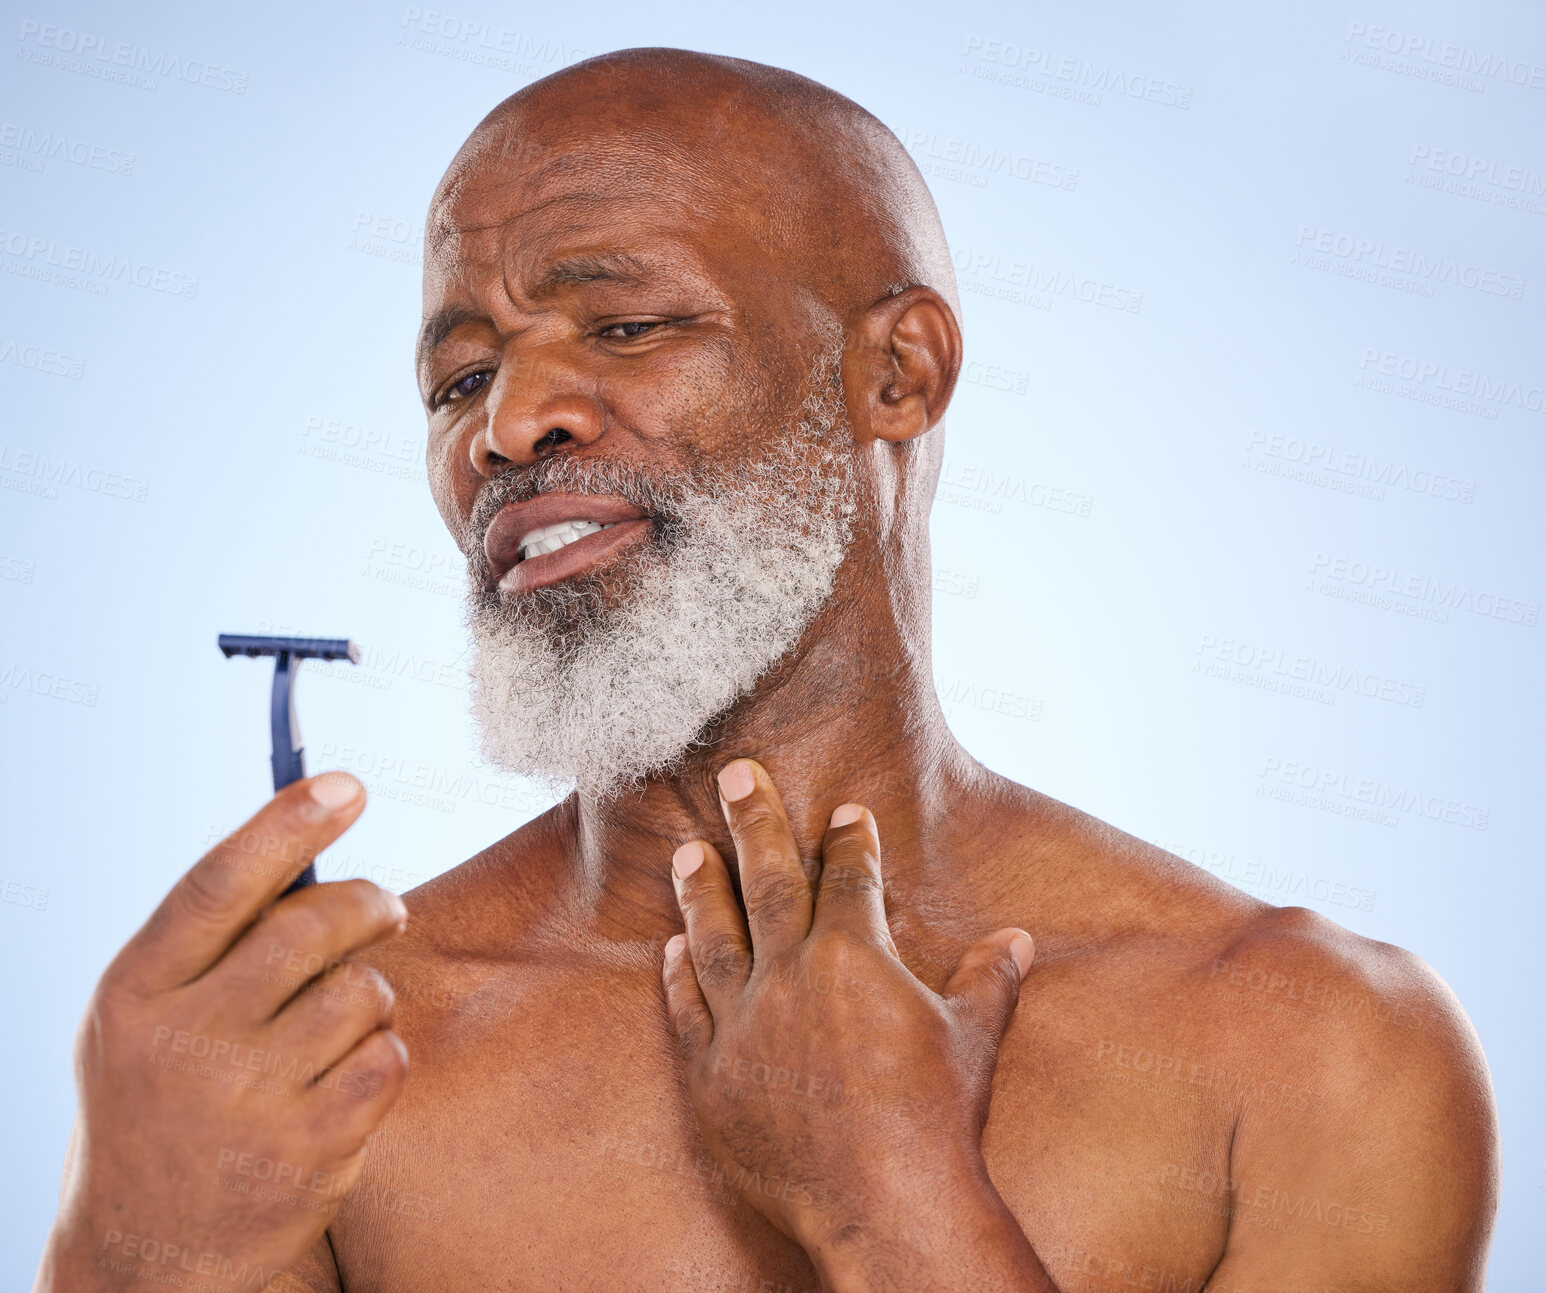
[34,772,409,1293]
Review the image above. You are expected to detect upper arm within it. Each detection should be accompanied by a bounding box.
[1204,911,1498,1293]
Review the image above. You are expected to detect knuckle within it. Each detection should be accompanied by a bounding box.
[174,865,242,926]
[672,1003,705,1042]
[824,833,880,874]
[218,815,310,874]
[273,901,332,958]
[821,864,883,905]
[674,1021,706,1064]
[821,931,884,973]
[744,872,809,917]
[846,927,895,960]
[967,949,1021,1005]
[80,982,136,1055]
[691,930,746,984]
[730,802,786,845]
[93,957,142,1008]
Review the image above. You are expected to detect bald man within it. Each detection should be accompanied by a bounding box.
[37,49,1496,1293]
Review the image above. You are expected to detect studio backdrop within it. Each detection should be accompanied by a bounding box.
[2,1,1541,1286]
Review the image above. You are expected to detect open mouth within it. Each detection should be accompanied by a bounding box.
[483,493,654,596]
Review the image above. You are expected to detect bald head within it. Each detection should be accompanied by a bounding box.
[429,47,959,330]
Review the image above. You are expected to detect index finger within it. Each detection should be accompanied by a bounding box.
[118,773,365,993]
[717,759,812,957]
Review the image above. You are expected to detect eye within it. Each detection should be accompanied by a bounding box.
[598,320,663,340]
[438,370,491,407]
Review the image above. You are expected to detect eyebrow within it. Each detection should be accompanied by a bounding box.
[415,304,485,376]
[415,252,654,377]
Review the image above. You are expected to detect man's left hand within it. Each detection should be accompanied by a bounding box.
[661,758,1041,1285]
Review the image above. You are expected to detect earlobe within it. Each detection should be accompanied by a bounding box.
[846,287,962,444]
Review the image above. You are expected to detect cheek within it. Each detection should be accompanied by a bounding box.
[605,355,769,462]
[426,427,478,543]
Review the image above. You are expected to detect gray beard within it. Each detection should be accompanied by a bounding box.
[464,349,856,801]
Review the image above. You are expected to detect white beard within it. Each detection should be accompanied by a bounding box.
[464,351,856,801]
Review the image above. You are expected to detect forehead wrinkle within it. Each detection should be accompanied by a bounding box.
[441,191,734,302]
[434,125,703,221]
[525,251,651,300]
[427,188,613,260]
[432,122,775,262]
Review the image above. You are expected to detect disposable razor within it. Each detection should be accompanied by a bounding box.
[217,634,361,892]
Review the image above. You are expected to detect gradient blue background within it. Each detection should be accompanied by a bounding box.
[3,0,1542,1285]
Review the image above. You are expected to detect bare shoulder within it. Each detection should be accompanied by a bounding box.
[1200,906,1498,1282]
[1209,902,1498,1160]
[401,798,572,939]
[1208,901,1479,1057]
[990,777,1494,1112]
[995,784,1499,1282]
[351,799,577,1028]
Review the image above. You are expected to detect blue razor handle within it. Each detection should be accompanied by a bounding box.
[217,634,361,892]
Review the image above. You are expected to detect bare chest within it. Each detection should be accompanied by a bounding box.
[328,966,1253,1292]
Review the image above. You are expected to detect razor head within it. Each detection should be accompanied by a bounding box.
[218,634,360,664]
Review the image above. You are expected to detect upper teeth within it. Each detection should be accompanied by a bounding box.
[517,519,615,560]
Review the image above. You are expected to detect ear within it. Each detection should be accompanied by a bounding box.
[843,287,962,444]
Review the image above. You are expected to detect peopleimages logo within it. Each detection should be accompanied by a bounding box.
[15,20,249,94]
[0,337,84,381]
[1194,634,1427,709]
[396,8,593,75]
[0,445,151,503]
[891,125,1079,191]
[0,122,135,175]
[1154,836,1377,914]
[0,228,199,299]
[1357,349,1544,417]
[1257,757,1490,832]
[1245,431,1478,503]
[1293,226,1525,298]
[960,35,1192,109]
[951,248,1143,314]
[1343,22,1546,92]
[1309,553,1539,627]
[1409,145,1546,197]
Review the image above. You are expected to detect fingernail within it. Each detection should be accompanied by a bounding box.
[672,842,704,880]
[307,773,361,813]
[829,803,865,828]
[1009,932,1035,980]
[664,933,686,960]
[717,761,756,803]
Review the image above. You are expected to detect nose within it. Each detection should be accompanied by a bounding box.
[470,344,606,474]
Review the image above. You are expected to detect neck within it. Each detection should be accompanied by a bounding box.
[554,582,977,944]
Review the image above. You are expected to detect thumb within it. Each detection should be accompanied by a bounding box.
[943,928,1034,1044]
